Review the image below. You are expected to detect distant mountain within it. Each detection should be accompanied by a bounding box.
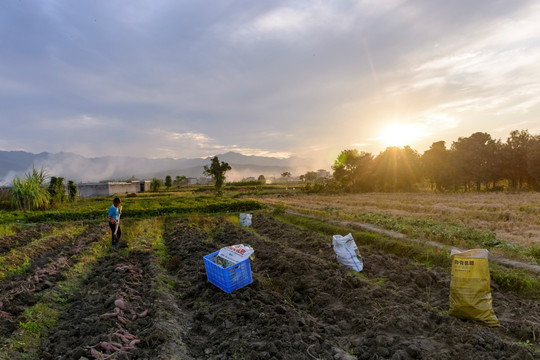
[0,150,315,184]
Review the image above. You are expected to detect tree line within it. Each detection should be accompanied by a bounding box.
[331,130,540,192]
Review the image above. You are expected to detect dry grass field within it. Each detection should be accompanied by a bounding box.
[257,192,540,250]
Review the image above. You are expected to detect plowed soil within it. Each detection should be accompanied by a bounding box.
[1,213,539,359]
[161,214,539,360]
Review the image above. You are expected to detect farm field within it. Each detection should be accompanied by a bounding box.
[254,192,540,261]
[0,193,538,359]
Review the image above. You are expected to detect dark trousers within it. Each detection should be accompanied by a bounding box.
[109,222,121,245]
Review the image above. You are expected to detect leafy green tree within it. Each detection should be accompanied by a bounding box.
[421,141,456,191]
[165,175,172,189]
[258,174,266,184]
[68,180,77,201]
[174,175,187,186]
[332,149,374,192]
[48,176,66,205]
[150,178,162,192]
[372,146,421,192]
[526,137,540,189]
[9,167,50,210]
[451,132,501,191]
[304,171,318,183]
[500,130,533,190]
[203,156,231,195]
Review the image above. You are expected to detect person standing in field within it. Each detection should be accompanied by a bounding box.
[108,197,122,249]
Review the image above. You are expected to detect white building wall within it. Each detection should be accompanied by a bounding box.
[77,182,138,198]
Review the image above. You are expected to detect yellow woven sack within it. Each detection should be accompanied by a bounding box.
[449,249,500,326]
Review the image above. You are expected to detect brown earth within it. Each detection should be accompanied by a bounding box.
[1,213,539,359]
[0,222,107,342]
[160,214,539,359]
[0,224,55,256]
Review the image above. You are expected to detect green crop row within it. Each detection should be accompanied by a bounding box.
[350,211,504,248]
[0,198,265,224]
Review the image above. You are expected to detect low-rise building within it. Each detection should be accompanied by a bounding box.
[77,181,139,198]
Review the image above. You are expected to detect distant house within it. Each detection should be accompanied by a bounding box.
[138,180,152,192]
[77,181,139,198]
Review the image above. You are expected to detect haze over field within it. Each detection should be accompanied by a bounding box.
[2,0,540,169]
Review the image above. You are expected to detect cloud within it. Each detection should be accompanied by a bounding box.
[151,129,212,144]
[227,2,351,43]
[46,114,110,129]
[1,0,540,166]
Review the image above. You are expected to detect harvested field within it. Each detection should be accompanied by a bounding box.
[256,192,540,249]
[0,212,538,359]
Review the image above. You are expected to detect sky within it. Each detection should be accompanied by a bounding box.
[2,0,540,170]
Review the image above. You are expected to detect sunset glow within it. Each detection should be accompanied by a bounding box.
[379,124,420,148]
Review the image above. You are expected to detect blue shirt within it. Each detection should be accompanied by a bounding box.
[108,205,120,221]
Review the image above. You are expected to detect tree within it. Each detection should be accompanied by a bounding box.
[421,141,456,191]
[258,175,266,184]
[48,176,66,205]
[68,180,77,201]
[203,156,231,195]
[150,178,162,192]
[526,137,540,189]
[165,175,172,189]
[332,149,374,192]
[372,146,421,192]
[451,132,501,191]
[281,171,292,189]
[174,175,187,186]
[500,130,533,190]
[304,171,318,183]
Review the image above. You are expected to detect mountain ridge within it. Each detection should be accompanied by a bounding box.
[0,150,317,184]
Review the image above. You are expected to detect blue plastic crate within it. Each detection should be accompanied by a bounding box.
[204,250,253,293]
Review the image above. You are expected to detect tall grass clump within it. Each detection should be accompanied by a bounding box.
[527,243,540,263]
[9,168,50,210]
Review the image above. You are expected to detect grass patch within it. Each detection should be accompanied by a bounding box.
[6,303,60,357]
[527,243,540,263]
[346,211,515,251]
[0,196,265,224]
[123,218,167,259]
[0,224,19,237]
[490,265,540,299]
[346,271,386,287]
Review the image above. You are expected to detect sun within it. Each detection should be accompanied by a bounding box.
[379,123,420,147]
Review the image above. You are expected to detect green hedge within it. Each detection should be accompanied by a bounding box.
[0,199,265,224]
